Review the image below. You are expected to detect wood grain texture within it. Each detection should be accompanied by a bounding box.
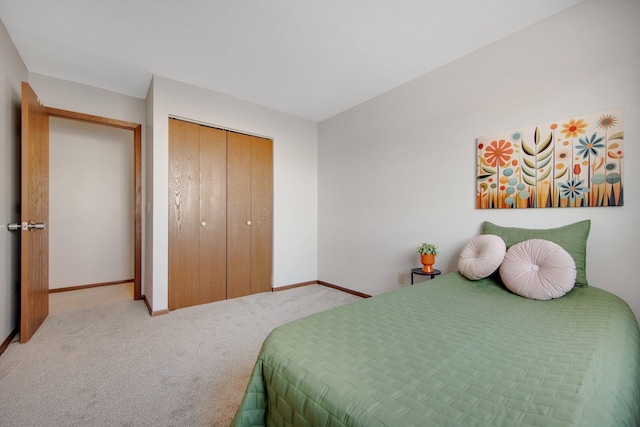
[133,125,142,300]
[168,119,201,310]
[45,107,140,130]
[168,119,273,308]
[250,136,273,294]
[48,280,134,293]
[198,126,227,303]
[21,82,50,343]
[226,132,253,299]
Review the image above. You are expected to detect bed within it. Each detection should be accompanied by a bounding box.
[232,223,640,426]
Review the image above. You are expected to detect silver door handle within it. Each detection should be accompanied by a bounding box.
[7,222,46,231]
[7,222,22,231]
[28,221,45,231]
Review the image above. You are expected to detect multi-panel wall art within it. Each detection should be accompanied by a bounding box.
[476,108,624,209]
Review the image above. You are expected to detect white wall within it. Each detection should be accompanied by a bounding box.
[318,0,640,321]
[49,117,134,289]
[28,73,146,293]
[29,73,147,124]
[146,76,318,312]
[0,19,28,343]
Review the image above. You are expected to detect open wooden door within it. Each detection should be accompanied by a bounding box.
[20,82,49,343]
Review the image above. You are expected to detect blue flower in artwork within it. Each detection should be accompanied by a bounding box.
[576,132,604,159]
[511,132,522,141]
[558,178,589,202]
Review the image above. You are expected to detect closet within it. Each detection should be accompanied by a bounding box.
[168,118,273,310]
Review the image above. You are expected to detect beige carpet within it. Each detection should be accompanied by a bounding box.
[0,283,361,426]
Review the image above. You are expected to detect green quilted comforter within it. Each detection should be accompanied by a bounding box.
[232,273,640,426]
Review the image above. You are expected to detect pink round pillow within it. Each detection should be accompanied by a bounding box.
[499,239,576,300]
[458,234,506,280]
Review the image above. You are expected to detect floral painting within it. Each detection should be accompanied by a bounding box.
[476,108,624,209]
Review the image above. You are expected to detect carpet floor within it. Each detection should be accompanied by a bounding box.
[0,283,361,426]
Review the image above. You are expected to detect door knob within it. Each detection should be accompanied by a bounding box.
[201,221,207,227]
[7,222,22,231]
[6,222,45,231]
[27,221,46,231]
[246,220,252,226]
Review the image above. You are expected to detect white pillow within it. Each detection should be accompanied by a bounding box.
[458,234,506,280]
[499,239,576,300]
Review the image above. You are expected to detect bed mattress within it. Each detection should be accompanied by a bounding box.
[232,273,640,426]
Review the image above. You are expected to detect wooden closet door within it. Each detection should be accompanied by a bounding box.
[250,136,273,294]
[169,119,227,309]
[170,119,272,307]
[169,119,201,310]
[226,132,253,299]
[198,126,227,303]
[227,132,273,298]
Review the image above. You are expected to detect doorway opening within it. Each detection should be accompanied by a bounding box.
[46,107,142,300]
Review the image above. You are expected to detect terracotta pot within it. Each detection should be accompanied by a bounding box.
[421,254,435,273]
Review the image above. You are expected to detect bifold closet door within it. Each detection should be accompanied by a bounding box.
[168,119,227,310]
[227,132,273,299]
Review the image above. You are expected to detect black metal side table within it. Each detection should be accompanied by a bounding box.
[410,268,441,284]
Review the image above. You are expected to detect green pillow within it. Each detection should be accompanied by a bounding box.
[482,220,590,286]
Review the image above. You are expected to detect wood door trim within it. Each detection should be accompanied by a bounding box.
[0,328,17,356]
[46,107,143,301]
[316,281,371,298]
[272,280,371,298]
[49,279,134,293]
[143,295,169,317]
[46,107,140,130]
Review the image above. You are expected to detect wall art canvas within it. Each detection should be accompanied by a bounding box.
[476,108,624,209]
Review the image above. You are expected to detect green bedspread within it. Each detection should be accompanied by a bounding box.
[232,273,640,426]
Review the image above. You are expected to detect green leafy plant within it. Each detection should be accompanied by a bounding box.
[417,243,439,256]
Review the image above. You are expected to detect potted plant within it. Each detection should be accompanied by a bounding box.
[417,243,439,273]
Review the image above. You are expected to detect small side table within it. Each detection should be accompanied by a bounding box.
[411,268,441,284]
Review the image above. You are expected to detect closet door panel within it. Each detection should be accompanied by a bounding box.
[199,126,228,303]
[227,132,252,299]
[169,119,274,308]
[168,119,201,310]
[251,136,273,294]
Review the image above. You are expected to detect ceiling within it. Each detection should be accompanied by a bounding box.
[0,0,582,122]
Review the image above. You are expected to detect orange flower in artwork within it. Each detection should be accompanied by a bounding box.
[484,139,513,167]
[560,119,588,138]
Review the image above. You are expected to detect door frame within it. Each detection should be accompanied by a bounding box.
[46,107,143,300]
